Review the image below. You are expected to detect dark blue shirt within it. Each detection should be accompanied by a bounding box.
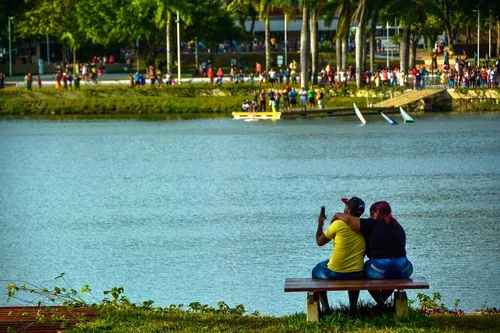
[359,218,407,259]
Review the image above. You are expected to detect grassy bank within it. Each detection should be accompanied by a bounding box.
[74,310,500,333]
[0,85,369,117]
[67,306,500,333]
[2,85,499,117]
[6,279,500,333]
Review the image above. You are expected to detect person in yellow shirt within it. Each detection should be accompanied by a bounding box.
[313,197,366,313]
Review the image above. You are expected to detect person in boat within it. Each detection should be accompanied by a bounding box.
[241,100,250,111]
[333,201,413,306]
[313,197,366,313]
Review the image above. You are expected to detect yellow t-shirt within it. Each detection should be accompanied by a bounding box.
[324,219,366,273]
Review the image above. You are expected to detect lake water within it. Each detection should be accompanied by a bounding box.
[1,113,499,316]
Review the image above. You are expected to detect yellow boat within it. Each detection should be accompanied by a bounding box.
[232,111,281,121]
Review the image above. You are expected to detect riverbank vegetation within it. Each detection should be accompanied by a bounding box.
[0,85,373,117]
[1,85,499,118]
[4,277,500,333]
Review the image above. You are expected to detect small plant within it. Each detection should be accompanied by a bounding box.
[417,292,465,316]
[6,273,96,307]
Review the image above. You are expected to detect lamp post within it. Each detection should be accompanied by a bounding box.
[46,33,50,64]
[476,10,480,64]
[195,36,198,71]
[488,10,491,59]
[176,10,181,83]
[284,13,288,66]
[136,38,139,72]
[386,21,389,68]
[8,16,14,77]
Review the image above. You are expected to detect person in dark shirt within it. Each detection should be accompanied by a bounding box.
[333,201,413,306]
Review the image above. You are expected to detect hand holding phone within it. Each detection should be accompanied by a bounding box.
[320,206,326,219]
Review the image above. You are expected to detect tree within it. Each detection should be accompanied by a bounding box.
[367,1,385,72]
[300,0,310,88]
[14,0,85,65]
[322,0,352,74]
[224,0,259,35]
[152,0,192,74]
[228,0,273,71]
[353,0,368,87]
[75,0,166,66]
[310,5,319,85]
[183,0,245,55]
[385,0,440,75]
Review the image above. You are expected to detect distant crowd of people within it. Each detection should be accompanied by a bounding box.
[242,85,327,113]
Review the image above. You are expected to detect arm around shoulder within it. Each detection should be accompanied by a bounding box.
[332,213,361,232]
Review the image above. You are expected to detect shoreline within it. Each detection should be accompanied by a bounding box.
[1,85,499,117]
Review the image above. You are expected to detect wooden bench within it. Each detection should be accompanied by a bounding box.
[284,276,429,322]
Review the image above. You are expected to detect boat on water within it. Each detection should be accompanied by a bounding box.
[380,111,398,125]
[232,111,281,121]
[399,107,415,123]
[353,103,367,125]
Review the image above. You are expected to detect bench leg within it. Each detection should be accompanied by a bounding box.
[394,291,408,317]
[306,292,320,322]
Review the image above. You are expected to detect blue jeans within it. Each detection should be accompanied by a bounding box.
[364,257,413,279]
[312,260,364,280]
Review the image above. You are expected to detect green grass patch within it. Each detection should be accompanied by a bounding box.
[0,84,376,117]
[6,278,500,333]
[67,304,500,333]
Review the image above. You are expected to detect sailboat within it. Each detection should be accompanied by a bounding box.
[353,103,367,125]
[380,111,398,125]
[399,107,415,123]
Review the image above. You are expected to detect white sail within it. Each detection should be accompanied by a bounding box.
[353,103,367,125]
[399,107,415,123]
[380,112,398,125]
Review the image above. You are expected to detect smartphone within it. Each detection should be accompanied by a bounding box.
[320,206,326,218]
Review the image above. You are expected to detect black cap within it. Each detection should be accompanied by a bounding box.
[341,197,365,217]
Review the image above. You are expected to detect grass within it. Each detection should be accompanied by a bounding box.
[5,278,499,333]
[1,83,499,117]
[67,303,500,333]
[0,84,375,117]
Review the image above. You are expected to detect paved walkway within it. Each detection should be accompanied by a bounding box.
[4,73,218,87]
[373,89,445,108]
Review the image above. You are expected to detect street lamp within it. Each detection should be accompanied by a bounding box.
[477,10,480,63]
[284,13,288,66]
[176,10,181,83]
[386,22,390,68]
[473,9,480,65]
[8,16,14,77]
[47,32,50,64]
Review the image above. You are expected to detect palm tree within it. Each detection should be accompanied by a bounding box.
[227,0,273,71]
[154,1,190,74]
[368,2,381,72]
[310,5,319,85]
[387,0,440,75]
[353,0,368,87]
[333,0,353,74]
[300,0,311,88]
[61,32,80,72]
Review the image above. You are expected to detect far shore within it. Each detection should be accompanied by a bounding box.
[1,84,499,117]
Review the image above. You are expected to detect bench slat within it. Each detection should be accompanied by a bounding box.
[284,276,429,292]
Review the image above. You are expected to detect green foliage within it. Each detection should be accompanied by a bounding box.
[416,292,465,315]
[6,273,97,307]
[4,276,500,333]
[391,33,401,46]
[184,0,246,48]
[16,0,78,38]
